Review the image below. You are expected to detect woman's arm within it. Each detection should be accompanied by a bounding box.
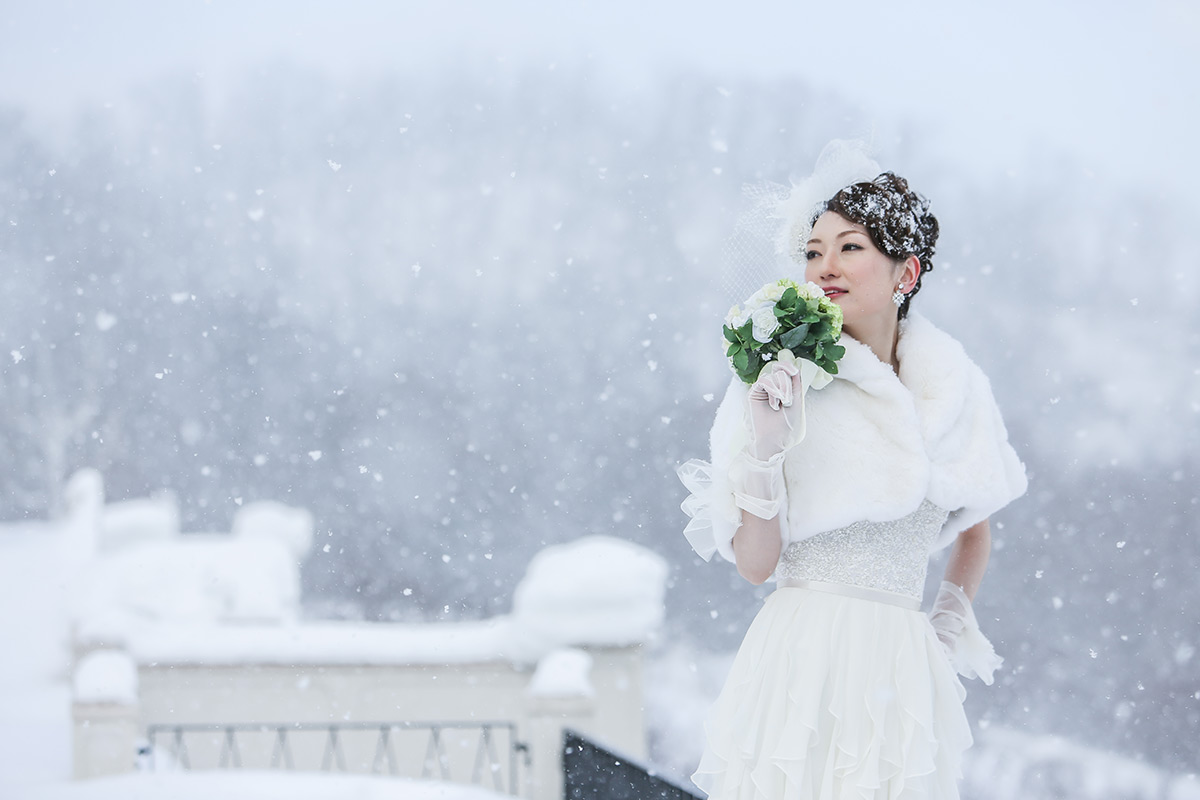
[941,518,991,601]
[733,513,783,585]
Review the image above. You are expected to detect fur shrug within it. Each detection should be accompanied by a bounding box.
[680,313,1027,564]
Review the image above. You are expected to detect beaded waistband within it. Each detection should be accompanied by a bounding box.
[775,577,922,611]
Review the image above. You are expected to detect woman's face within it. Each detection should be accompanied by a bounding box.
[803,211,914,332]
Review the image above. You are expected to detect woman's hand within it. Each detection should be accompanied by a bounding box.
[747,360,805,460]
[930,520,1002,683]
[928,578,1003,684]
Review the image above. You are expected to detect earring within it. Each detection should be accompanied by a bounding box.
[892,283,905,307]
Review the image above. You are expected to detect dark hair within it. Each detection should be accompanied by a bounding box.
[814,172,939,319]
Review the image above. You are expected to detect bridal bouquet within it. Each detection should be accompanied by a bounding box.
[723,279,846,384]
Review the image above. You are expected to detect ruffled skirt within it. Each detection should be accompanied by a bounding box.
[693,585,971,800]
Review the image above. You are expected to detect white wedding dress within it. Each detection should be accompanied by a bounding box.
[692,500,971,800]
[682,314,1028,800]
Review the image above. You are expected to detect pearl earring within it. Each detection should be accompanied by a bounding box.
[892,283,905,307]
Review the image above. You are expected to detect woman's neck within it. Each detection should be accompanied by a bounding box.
[845,314,901,372]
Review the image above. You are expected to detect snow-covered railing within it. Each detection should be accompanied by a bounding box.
[143,720,527,795]
[69,530,669,800]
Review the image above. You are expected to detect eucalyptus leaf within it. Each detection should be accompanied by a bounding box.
[780,324,809,349]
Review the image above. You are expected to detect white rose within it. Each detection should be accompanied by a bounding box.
[725,303,749,328]
[741,287,767,309]
[761,283,786,304]
[750,306,780,343]
[744,280,783,309]
[797,281,826,301]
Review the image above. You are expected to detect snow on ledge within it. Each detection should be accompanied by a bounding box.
[99,493,179,554]
[73,535,302,632]
[75,534,668,668]
[73,650,138,705]
[121,619,522,667]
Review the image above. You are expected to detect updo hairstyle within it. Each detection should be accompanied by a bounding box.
[814,172,939,320]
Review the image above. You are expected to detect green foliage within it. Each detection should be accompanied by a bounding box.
[724,290,845,383]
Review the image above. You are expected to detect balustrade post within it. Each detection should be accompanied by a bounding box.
[71,649,140,779]
[72,698,140,778]
[525,692,594,800]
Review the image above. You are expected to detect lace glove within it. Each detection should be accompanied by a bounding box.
[928,581,1003,685]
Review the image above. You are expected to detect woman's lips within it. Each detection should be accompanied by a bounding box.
[823,287,847,297]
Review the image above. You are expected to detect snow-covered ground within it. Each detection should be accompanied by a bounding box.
[10,772,509,800]
[0,519,79,790]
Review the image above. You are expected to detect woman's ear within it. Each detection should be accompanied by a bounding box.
[900,255,921,292]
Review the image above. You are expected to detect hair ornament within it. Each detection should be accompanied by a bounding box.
[775,139,882,264]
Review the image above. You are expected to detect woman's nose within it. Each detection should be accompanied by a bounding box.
[819,252,840,277]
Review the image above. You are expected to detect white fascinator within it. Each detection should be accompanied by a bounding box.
[722,139,881,304]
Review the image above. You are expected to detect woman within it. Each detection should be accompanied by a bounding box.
[678,146,1027,799]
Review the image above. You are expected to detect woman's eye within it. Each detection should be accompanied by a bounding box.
[804,250,820,260]
[842,243,861,251]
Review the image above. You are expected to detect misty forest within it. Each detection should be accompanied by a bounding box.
[2,61,1197,780]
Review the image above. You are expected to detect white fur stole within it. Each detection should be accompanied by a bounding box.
[680,313,1027,563]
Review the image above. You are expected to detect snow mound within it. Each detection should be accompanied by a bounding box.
[510,535,667,657]
[232,501,313,559]
[98,493,179,554]
[72,651,137,705]
[74,535,301,644]
[528,648,594,698]
[63,469,105,520]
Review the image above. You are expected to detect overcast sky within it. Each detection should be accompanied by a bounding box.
[1,0,1195,200]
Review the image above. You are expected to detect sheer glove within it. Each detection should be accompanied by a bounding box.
[729,450,788,522]
[928,580,1003,685]
[726,359,804,525]
[746,358,806,461]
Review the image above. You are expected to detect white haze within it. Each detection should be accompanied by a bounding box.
[3,0,1198,193]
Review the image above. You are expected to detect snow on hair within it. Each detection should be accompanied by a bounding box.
[815,172,940,320]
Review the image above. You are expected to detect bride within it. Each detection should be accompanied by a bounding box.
[677,143,1027,799]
